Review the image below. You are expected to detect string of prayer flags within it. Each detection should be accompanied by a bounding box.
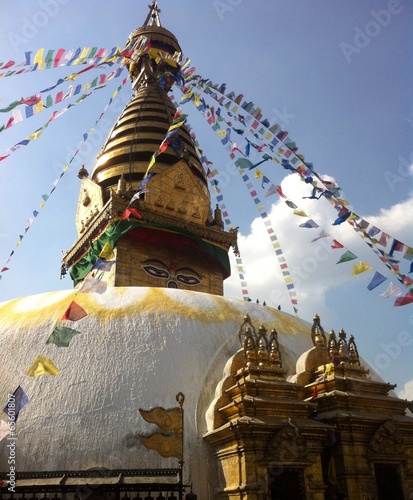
[186,75,413,303]
[0,69,126,162]
[0,46,123,78]
[27,356,59,377]
[145,110,187,176]
[46,325,82,348]
[0,76,128,281]
[184,86,299,313]
[3,385,28,422]
[0,65,125,132]
[180,110,251,302]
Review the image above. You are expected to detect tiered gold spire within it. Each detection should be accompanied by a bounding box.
[91,1,208,202]
[63,2,237,295]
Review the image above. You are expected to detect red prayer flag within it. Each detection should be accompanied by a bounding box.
[121,207,142,220]
[21,95,41,106]
[276,185,286,198]
[394,293,413,307]
[331,240,344,249]
[61,300,88,321]
[1,267,9,272]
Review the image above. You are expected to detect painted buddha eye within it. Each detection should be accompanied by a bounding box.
[142,259,170,279]
[176,267,202,286]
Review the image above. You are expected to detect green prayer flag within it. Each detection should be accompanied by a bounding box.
[336,250,357,264]
[46,325,81,347]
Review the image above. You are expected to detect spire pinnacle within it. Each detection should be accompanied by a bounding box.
[143,1,162,27]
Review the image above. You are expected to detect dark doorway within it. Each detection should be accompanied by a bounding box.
[374,463,404,500]
[268,467,306,500]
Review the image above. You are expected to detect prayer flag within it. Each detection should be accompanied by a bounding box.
[394,292,413,307]
[367,272,387,291]
[336,251,357,264]
[352,261,372,276]
[332,211,351,225]
[27,356,59,377]
[276,185,286,198]
[121,207,142,220]
[61,301,87,321]
[92,258,117,272]
[3,386,28,422]
[99,242,115,260]
[46,325,81,347]
[293,209,307,217]
[378,232,389,247]
[381,282,402,298]
[311,230,329,242]
[331,240,344,249]
[285,200,297,209]
[79,276,107,294]
[402,246,413,261]
[299,219,319,229]
[265,184,278,198]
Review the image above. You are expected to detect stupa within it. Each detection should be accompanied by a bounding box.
[1,2,413,499]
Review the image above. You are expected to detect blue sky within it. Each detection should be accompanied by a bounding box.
[0,1,412,396]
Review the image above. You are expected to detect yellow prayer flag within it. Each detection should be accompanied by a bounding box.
[99,242,115,260]
[34,101,44,114]
[27,355,59,377]
[352,261,372,276]
[28,130,43,140]
[254,169,263,179]
[33,48,45,70]
[293,209,307,217]
[73,46,90,66]
[337,198,349,207]
[217,130,227,138]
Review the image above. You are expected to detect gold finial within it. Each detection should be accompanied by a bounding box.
[311,314,326,347]
[269,328,282,367]
[143,0,162,27]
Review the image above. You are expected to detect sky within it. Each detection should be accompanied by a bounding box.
[0,0,412,397]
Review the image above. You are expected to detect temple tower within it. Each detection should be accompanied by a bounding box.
[62,1,237,296]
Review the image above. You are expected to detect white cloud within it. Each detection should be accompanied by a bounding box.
[398,379,413,401]
[224,173,413,323]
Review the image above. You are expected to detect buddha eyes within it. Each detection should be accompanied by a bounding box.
[176,274,201,286]
[142,264,170,279]
[142,260,202,287]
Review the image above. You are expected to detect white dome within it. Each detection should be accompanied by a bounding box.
[0,287,314,493]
